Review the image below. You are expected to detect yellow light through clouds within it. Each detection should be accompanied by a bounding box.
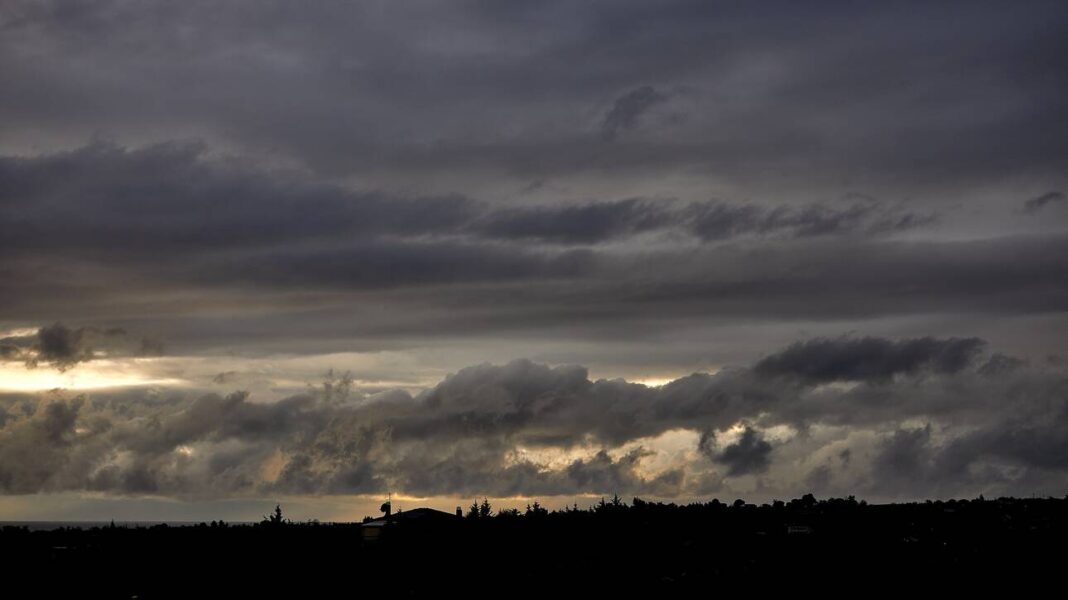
[0,359,182,391]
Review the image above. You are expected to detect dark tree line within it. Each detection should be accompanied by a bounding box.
[2,494,1065,596]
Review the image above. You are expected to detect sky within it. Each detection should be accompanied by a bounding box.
[1,0,1067,522]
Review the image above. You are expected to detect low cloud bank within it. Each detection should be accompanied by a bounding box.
[2,336,1065,502]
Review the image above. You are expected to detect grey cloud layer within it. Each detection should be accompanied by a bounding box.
[4,142,1064,348]
[0,141,932,254]
[2,1,1067,359]
[2,336,1066,500]
[2,1,1065,191]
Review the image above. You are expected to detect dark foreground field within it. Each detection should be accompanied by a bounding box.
[3,495,1065,596]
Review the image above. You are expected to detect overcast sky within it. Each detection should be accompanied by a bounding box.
[2,0,1067,521]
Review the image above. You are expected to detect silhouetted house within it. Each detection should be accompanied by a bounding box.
[360,507,459,542]
[360,519,388,542]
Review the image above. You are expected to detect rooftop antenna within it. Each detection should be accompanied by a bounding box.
[380,491,392,519]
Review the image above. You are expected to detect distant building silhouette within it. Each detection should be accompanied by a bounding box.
[360,507,459,542]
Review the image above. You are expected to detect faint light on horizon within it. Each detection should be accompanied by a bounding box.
[631,377,675,388]
[0,326,38,338]
[629,367,719,388]
[0,360,184,392]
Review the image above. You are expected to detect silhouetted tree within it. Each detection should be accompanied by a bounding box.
[464,498,494,519]
[525,501,548,518]
[263,504,288,526]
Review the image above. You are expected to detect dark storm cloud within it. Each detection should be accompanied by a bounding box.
[1023,191,1065,214]
[0,141,477,257]
[468,196,933,244]
[869,426,937,492]
[211,371,239,385]
[607,234,1068,320]
[706,426,773,476]
[0,397,83,493]
[0,142,597,306]
[685,198,935,241]
[600,86,667,141]
[0,142,932,257]
[197,239,597,290]
[31,323,100,371]
[940,412,1068,472]
[3,336,1066,499]
[977,353,1026,377]
[754,336,986,385]
[0,323,151,371]
[468,198,670,244]
[0,141,956,333]
[4,212,1067,356]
